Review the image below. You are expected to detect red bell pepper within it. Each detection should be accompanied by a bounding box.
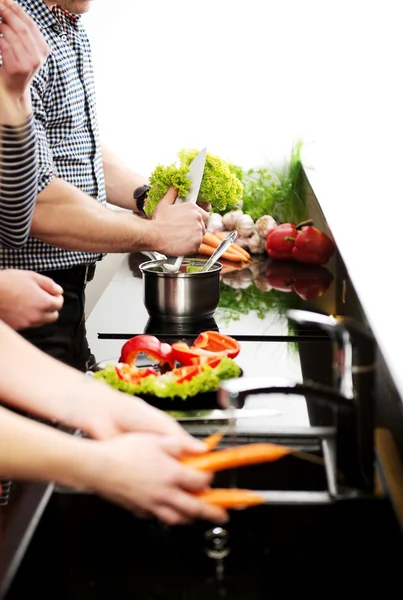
[266,223,297,260]
[266,261,333,300]
[172,332,240,367]
[292,226,335,265]
[171,342,229,367]
[171,364,204,383]
[115,364,158,384]
[193,331,240,359]
[119,334,175,369]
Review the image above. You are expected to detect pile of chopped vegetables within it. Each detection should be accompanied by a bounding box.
[92,331,242,400]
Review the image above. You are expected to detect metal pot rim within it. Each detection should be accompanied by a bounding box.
[139,258,223,277]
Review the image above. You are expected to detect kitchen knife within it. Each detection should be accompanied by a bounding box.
[162,147,207,272]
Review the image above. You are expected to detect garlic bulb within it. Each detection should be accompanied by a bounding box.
[254,275,273,292]
[255,215,277,239]
[207,212,224,234]
[235,214,255,238]
[222,209,243,230]
[248,231,266,254]
[222,268,254,289]
[234,236,251,250]
[247,259,262,279]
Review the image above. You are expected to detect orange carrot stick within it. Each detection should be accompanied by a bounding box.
[203,232,222,248]
[203,430,226,451]
[194,488,265,509]
[198,243,245,262]
[202,233,246,260]
[214,231,251,260]
[182,443,292,471]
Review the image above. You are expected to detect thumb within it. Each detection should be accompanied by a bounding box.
[34,273,64,296]
[157,186,178,208]
[159,435,207,459]
[158,436,193,459]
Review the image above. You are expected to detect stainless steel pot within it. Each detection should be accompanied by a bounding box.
[139,258,223,323]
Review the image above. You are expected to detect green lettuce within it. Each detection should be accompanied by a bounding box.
[92,357,241,401]
[145,148,243,216]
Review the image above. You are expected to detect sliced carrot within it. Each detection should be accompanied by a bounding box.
[214,231,251,260]
[203,430,227,451]
[194,488,265,509]
[202,233,246,261]
[198,243,245,262]
[182,442,292,471]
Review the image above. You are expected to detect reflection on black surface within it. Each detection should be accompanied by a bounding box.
[144,316,219,345]
[7,493,403,599]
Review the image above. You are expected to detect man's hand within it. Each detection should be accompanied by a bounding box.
[149,186,209,257]
[86,433,228,525]
[0,0,50,121]
[0,269,64,330]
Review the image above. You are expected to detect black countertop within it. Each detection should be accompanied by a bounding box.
[4,173,403,598]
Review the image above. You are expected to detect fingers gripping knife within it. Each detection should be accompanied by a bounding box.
[162,147,207,273]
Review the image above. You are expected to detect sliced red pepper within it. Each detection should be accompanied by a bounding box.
[266,223,297,260]
[193,331,240,359]
[194,355,222,368]
[119,334,175,369]
[172,364,204,383]
[115,364,158,383]
[171,342,228,367]
[292,226,335,265]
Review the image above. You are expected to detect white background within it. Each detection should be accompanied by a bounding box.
[83,0,402,179]
[84,0,403,396]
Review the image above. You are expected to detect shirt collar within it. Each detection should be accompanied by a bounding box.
[52,4,80,29]
[17,0,80,31]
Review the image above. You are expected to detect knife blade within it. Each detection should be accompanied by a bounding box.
[162,147,207,272]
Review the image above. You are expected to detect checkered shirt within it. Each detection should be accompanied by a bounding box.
[0,0,106,270]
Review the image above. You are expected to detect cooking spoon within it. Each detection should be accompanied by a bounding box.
[199,230,238,272]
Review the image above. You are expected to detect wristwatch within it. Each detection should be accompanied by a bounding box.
[133,184,151,215]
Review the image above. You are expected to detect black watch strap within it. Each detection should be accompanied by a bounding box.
[133,184,151,215]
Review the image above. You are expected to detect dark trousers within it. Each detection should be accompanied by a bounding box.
[19,264,97,372]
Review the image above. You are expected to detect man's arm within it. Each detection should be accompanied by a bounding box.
[30,177,207,257]
[102,144,148,212]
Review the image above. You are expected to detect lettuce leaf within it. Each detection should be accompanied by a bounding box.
[92,357,241,400]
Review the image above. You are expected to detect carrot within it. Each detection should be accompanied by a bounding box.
[198,243,245,263]
[182,442,292,471]
[194,488,265,509]
[214,231,251,260]
[202,233,246,261]
[202,430,226,451]
[202,232,222,248]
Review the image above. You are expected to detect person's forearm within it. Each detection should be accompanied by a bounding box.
[0,405,93,491]
[0,87,32,126]
[102,144,148,211]
[0,115,38,248]
[30,177,160,253]
[0,320,123,434]
[0,320,96,424]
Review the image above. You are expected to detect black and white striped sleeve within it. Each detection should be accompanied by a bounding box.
[0,115,38,249]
